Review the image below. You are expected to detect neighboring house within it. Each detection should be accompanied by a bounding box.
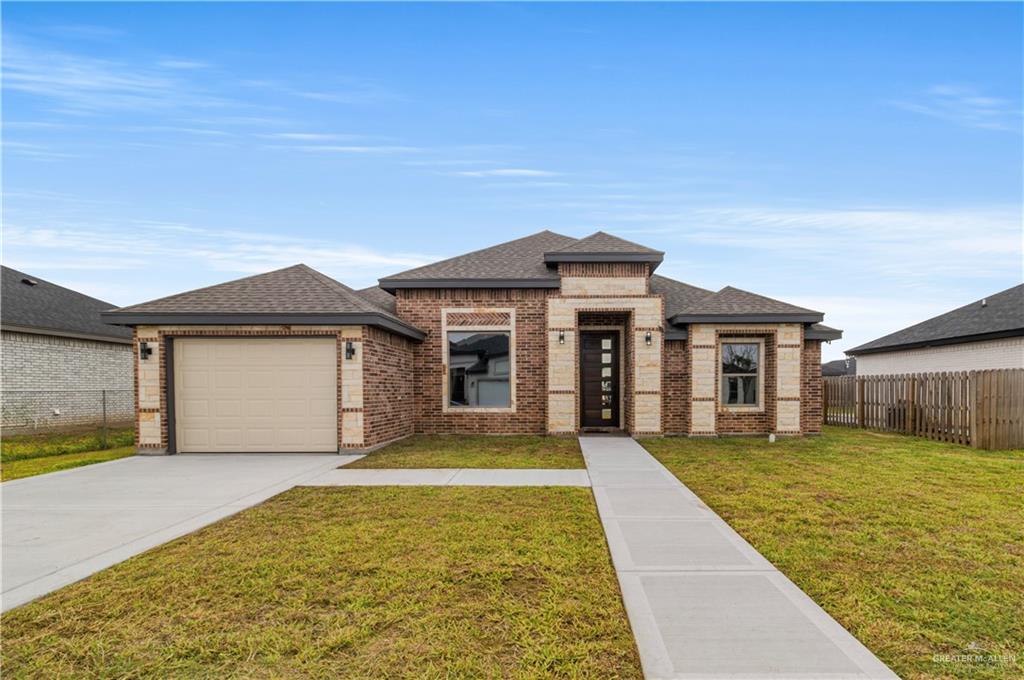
[847,284,1024,376]
[821,357,856,377]
[102,231,843,453]
[1,266,134,433]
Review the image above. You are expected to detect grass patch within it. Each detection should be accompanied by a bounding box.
[1,486,641,678]
[1,428,135,481]
[0,446,135,482]
[348,434,584,469]
[640,427,1024,680]
[1,427,134,462]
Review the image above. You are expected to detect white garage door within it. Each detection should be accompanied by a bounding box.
[173,338,337,453]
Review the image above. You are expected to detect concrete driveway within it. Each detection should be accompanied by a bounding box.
[1,454,354,612]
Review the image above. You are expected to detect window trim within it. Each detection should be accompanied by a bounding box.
[719,337,765,412]
[442,308,516,414]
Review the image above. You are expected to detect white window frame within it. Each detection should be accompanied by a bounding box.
[442,308,516,414]
[719,338,764,412]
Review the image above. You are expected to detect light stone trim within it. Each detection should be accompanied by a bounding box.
[688,323,804,435]
[561,276,647,297]
[546,296,664,434]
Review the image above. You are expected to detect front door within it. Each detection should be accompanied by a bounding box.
[580,332,620,428]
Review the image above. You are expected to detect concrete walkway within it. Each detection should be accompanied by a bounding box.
[581,436,897,680]
[2,454,353,612]
[306,468,590,487]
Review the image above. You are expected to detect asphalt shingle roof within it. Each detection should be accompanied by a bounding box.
[648,275,714,318]
[113,264,395,317]
[669,286,822,320]
[356,285,397,314]
[1,266,131,342]
[545,231,664,255]
[380,230,575,286]
[847,284,1024,355]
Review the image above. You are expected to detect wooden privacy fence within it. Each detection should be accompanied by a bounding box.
[823,369,1024,450]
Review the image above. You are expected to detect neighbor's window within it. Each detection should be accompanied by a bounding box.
[721,342,760,407]
[447,331,511,408]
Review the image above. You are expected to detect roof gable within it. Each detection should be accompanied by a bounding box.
[1,266,131,342]
[379,230,575,290]
[847,283,1024,355]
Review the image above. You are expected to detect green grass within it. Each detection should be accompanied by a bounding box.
[1,486,641,679]
[0,446,135,481]
[1,428,135,481]
[348,434,584,469]
[640,427,1024,680]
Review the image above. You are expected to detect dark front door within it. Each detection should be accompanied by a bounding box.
[580,332,620,428]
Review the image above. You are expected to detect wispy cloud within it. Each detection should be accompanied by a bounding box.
[283,144,423,154]
[241,78,401,106]
[2,141,79,161]
[258,132,370,142]
[892,84,1022,132]
[4,220,438,297]
[2,36,231,114]
[157,59,209,70]
[454,168,562,178]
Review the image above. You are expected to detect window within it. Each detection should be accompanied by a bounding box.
[447,331,511,408]
[721,341,761,408]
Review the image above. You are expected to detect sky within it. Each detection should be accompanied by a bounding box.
[3,2,1022,360]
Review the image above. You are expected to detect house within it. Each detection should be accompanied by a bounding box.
[847,284,1024,376]
[821,357,856,377]
[101,231,843,453]
[1,266,134,433]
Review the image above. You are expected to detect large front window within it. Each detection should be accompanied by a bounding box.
[721,341,761,407]
[447,331,511,408]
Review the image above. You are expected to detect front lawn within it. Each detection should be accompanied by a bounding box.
[1,428,135,481]
[641,427,1024,680]
[2,486,641,678]
[348,434,584,468]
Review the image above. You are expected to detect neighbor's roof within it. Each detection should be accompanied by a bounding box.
[668,286,823,323]
[847,283,1024,356]
[821,358,856,376]
[103,264,424,340]
[1,265,131,343]
[379,230,575,290]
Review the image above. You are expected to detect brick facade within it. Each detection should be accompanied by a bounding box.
[128,283,827,450]
[396,288,552,434]
[1,330,133,433]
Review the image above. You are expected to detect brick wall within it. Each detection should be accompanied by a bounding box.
[396,288,552,434]
[801,339,823,434]
[662,339,690,434]
[1,330,133,432]
[362,326,416,446]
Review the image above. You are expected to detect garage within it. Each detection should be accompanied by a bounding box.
[172,337,338,453]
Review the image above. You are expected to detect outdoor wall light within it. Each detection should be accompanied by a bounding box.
[345,341,356,360]
[645,331,653,346]
[139,341,153,361]
[558,331,565,345]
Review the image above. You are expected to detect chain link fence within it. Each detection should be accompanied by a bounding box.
[1,389,134,435]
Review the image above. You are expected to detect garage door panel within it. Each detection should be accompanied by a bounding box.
[174,338,338,453]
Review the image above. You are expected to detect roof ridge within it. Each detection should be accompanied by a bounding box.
[299,265,392,316]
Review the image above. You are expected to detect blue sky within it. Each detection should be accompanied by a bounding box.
[3,2,1021,360]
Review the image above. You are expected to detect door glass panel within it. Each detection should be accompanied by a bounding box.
[601,394,612,406]
[601,338,612,349]
[601,367,612,377]
[602,408,612,419]
[601,380,612,392]
[602,352,612,364]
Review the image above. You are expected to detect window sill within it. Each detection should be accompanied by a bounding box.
[443,406,517,414]
[720,405,764,414]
